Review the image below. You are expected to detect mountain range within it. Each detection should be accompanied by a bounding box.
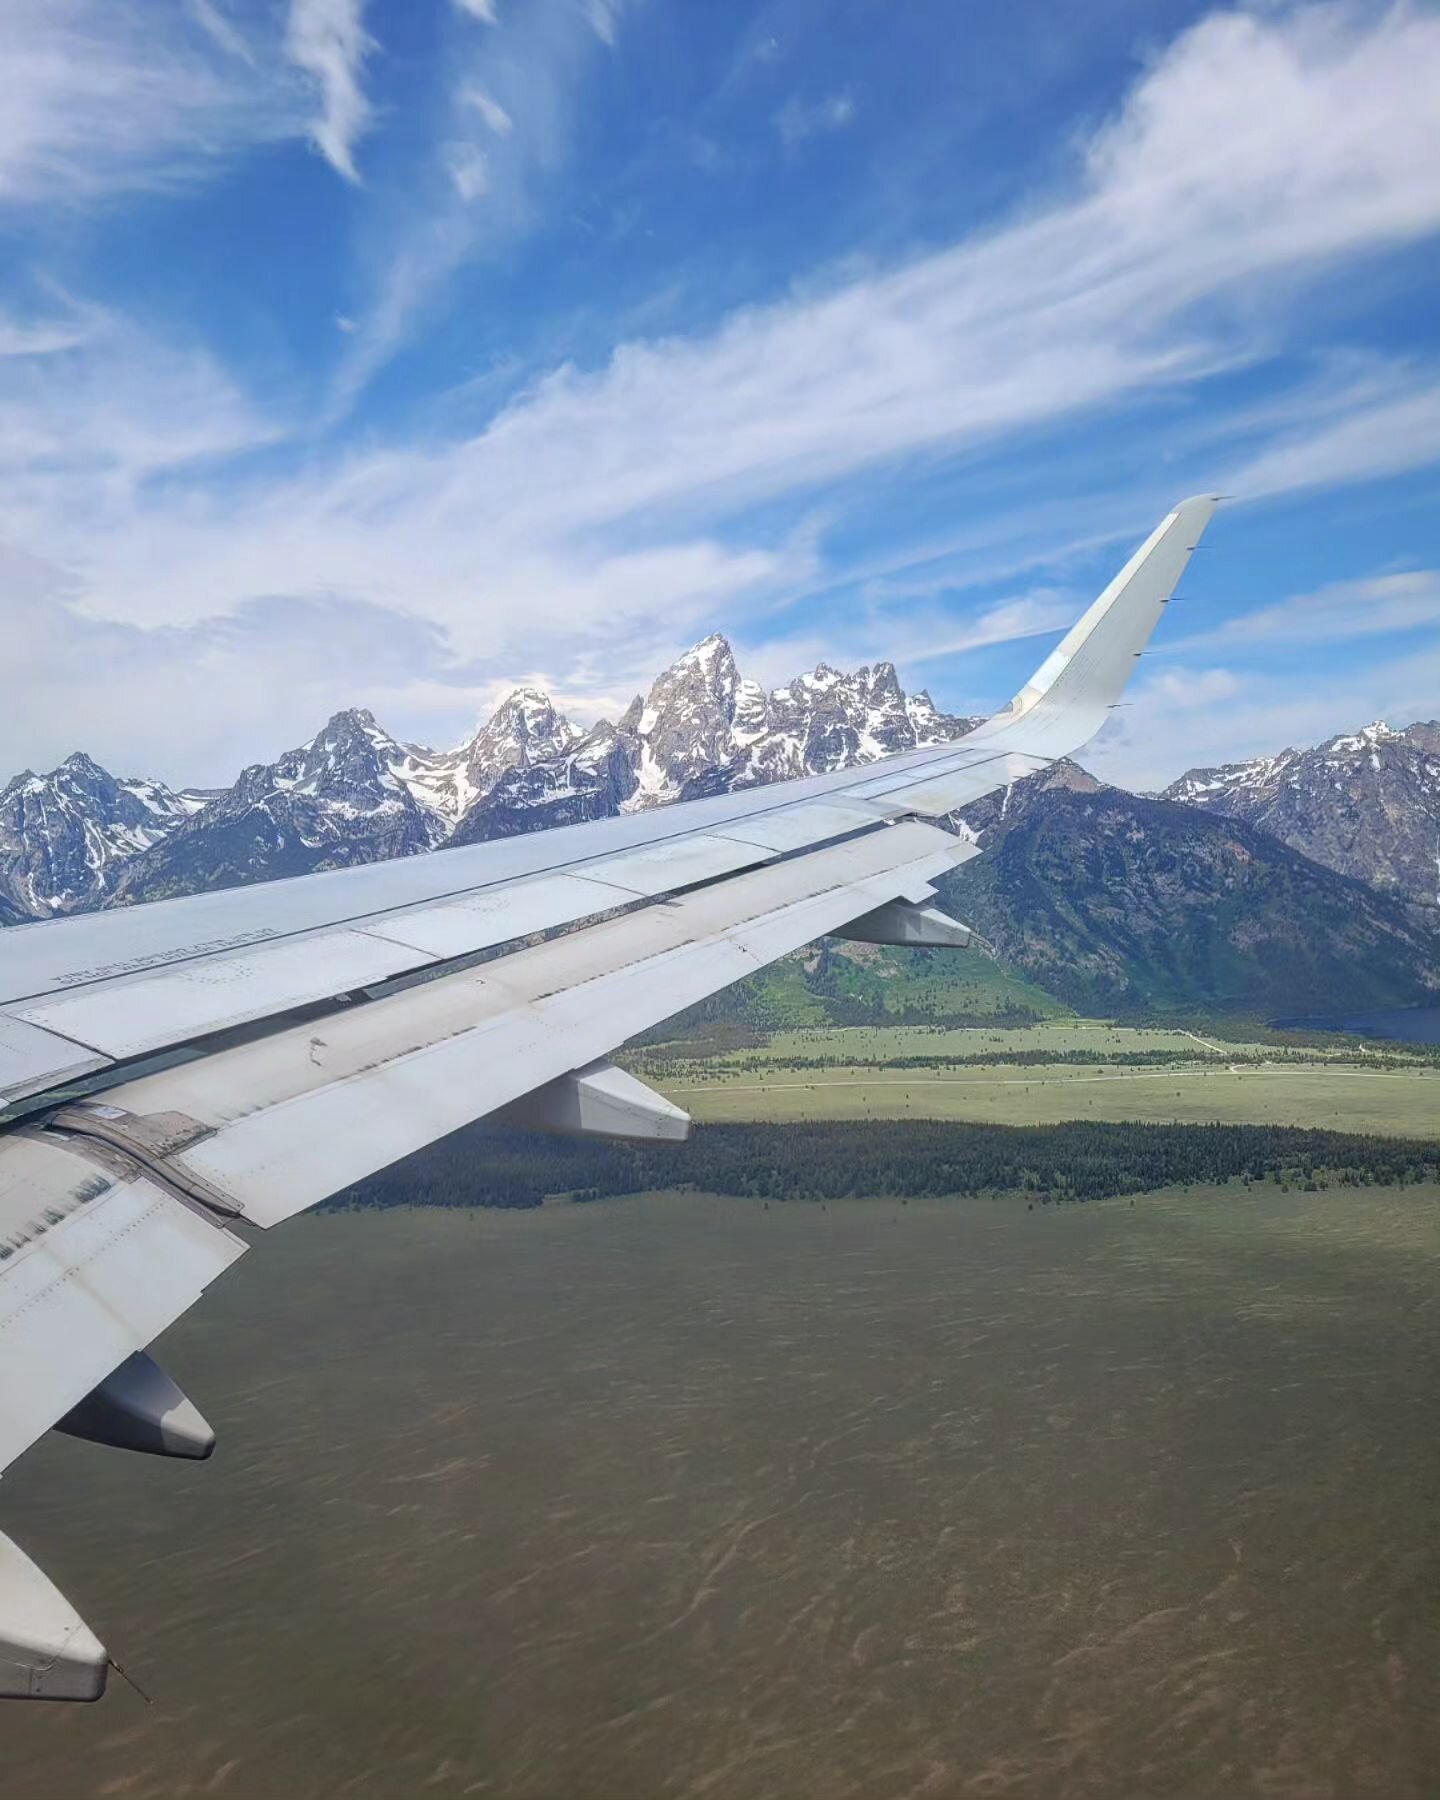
[0,635,974,913]
[1164,720,1440,907]
[2,635,1437,1020]
[946,765,1440,1016]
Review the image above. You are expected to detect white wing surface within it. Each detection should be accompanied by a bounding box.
[0,496,1216,1698]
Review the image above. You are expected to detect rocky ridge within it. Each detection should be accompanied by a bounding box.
[1166,720,1440,905]
[0,635,974,915]
[0,753,202,917]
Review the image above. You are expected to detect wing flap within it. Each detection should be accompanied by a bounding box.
[348,872,631,959]
[0,1132,245,1473]
[0,1016,110,1106]
[14,927,429,1061]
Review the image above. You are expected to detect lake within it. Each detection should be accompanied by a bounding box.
[1275,1005,1440,1043]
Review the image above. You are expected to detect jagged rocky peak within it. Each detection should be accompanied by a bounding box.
[284,708,417,797]
[0,750,196,916]
[1323,719,1400,754]
[387,687,587,832]
[469,686,581,777]
[109,706,447,906]
[631,634,747,804]
[1404,720,1440,756]
[669,632,742,698]
[622,635,977,808]
[905,687,948,735]
[1,631,978,912]
[638,635,742,732]
[1166,715,1440,904]
[202,707,438,833]
[740,656,973,789]
[449,711,640,846]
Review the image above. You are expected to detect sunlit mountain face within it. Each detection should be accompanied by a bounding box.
[0,635,974,912]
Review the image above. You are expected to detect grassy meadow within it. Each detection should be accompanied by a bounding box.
[637,1020,1440,1137]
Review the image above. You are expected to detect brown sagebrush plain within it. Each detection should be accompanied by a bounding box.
[2,1182,1436,1799]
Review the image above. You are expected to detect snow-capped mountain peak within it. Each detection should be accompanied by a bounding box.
[627,635,749,806]
[0,752,197,915]
[469,686,581,771]
[0,636,988,915]
[1321,720,1399,760]
[7,628,1437,923]
[1166,717,1440,903]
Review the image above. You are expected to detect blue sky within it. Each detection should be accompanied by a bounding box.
[2,0,1438,789]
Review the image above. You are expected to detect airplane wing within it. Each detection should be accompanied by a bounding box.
[0,496,1217,1698]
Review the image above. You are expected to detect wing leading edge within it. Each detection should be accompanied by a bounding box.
[0,496,1218,1698]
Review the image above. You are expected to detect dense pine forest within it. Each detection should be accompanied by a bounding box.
[325,1120,1440,1214]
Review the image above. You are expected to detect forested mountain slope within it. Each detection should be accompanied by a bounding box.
[941,783,1440,1016]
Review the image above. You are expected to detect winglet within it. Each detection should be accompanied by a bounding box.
[966,495,1220,762]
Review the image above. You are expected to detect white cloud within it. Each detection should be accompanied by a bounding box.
[775,90,856,144]
[454,0,499,21]
[585,1,623,47]
[370,5,1438,542]
[4,5,1440,779]
[460,87,514,135]
[1086,642,1440,792]
[1228,377,1440,498]
[327,0,628,410]
[1173,569,1440,652]
[0,308,283,539]
[284,0,376,184]
[0,543,470,784]
[187,0,257,65]
[0,0,298,205]
[906,594,1082,666]
[728,586,1079,699]
[446,144,491,202]
[1137,667,1245,710]
[0,315,91,359]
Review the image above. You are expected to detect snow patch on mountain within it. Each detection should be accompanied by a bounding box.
[1167,718,1440,904]
[32,637,1433,921]
[0,752,198,916]
[0,636,985,913]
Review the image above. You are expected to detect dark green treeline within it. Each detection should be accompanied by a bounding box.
[323,1120,1440,1213]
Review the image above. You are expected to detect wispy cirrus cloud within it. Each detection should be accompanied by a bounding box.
[327,0,632,410]
[460,88,514,135]
[775,90,856,144]
[0,313,91,359]
[1227,375,1440,499]
[727,587,1079,704]
[284,0,377,184]
[0,304,283,540]
[4,4,1440,780]
[1171,569,1440,653]
[0,0,300,206]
